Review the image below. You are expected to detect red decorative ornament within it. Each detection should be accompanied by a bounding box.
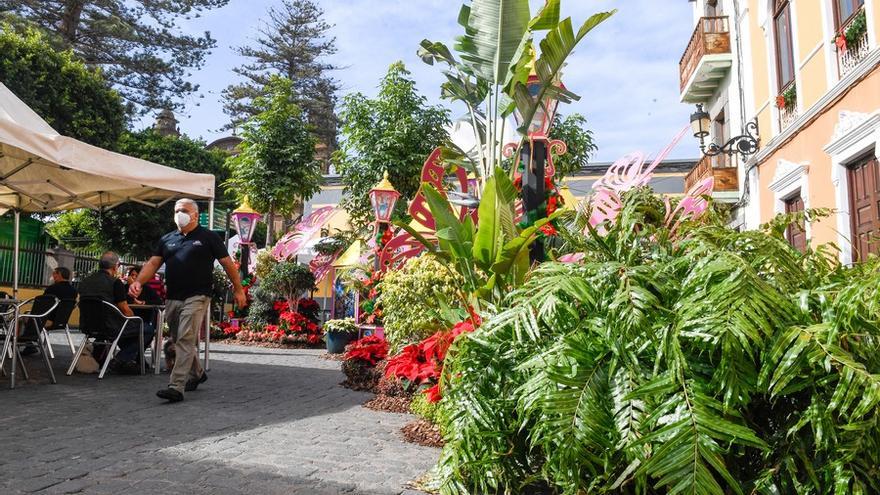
[378,148,474,272]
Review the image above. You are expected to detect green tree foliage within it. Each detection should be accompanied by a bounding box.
[0,26,126,149]
[548,113,597,179]
[46,129,229,257]
[261,261,315,311]
[2,0,228,112]
[226,75,322,244]
[378,255,463,353]
[334,62,450,230]
[222,0,338,149]
[435,188,880,495]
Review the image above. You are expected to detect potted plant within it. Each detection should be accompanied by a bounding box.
[323,317,358,354]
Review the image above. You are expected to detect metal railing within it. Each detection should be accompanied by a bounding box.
[0,243,144,288]
[680,16,731,92]
[837,11,871,78]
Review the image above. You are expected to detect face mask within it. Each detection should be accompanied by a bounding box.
[174,211,191,229]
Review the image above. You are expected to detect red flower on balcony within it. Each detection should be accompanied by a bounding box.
[776,95,786,109]
[836,33,848,52]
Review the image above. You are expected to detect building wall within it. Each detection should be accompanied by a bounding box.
[757,69,879,242]
[744,0,879,261]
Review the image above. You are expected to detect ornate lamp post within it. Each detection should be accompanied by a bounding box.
[369,170,400,272]
[690,104,760,159]
[513,73,564,263]
[232,197,261,278]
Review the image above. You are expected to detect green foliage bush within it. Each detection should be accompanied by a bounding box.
[323,318,358,334]
[436,188,880,495]
[254,249,278,281]
[0,25,127,150]
[410,392,441,424]
[378,255,462,352]
[262,261,316,307]
[245,285,276,328]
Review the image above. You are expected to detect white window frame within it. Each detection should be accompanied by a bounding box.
[769,159,811,242]
[824,109,880,265]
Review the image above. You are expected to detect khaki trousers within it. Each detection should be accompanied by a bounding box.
[165,295,210,393]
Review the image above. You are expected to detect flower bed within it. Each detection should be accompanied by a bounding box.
[215,297,325,348]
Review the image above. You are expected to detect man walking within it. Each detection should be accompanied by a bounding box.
[130,198,246,402]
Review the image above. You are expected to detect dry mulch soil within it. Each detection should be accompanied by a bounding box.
[363,394,412,414]
[401,419,444,448]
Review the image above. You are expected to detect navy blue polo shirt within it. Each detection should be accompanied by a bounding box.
[153,225,229,300]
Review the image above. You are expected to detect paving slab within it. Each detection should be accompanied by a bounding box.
[0,335,437,494]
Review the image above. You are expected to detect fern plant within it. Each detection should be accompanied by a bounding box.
[435,188,880,494]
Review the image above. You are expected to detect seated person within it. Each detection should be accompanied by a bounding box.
[78,252,155,374]
[145,273,166,302]
[44,267,78,328]
[125,265,162,319]
[22,267,78,356]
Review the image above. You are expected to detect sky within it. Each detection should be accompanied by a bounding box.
[150,0,699,163]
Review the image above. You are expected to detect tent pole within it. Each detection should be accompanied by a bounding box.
[13,209,19,298]
[208,200,215,230]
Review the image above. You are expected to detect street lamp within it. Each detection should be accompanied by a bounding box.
[690,104,760,159]
[513,73,564,263]
[369,170,400,271]
[232,197,261,278]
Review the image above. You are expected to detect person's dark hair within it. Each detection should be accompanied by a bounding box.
[98,251,119,270]
[53,267,71,281]
[128,265,143,276]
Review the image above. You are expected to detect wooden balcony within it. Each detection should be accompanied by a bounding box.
[680,17,733,103]
[684,154,738,195]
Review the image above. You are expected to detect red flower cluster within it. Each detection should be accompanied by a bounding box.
[273,300,289,313]
[836,33,848,52]
[385,319,478,403]
[279,310,322,343]
[221,322,240,336]
[345,336,389,365]
[776,95,787,110]
[539,223,558,237]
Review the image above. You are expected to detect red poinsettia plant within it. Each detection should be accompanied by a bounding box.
[385,318,479,403]
[279,310,322,344]
[345,335,389,365]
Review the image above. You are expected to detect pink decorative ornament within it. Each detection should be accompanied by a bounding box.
[558,253,585,263]
[586,126,690,234]
[665,176,715,237]
[272,206,337,259]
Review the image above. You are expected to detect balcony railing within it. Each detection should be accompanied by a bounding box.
[779,103,798,130]
[680,16,731,94]
[684,154,738,193]
[837,10,871,77]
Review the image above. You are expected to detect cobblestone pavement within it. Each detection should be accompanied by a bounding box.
[0,335,438,494]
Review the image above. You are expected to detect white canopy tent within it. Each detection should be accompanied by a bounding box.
[0,82,216,294]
